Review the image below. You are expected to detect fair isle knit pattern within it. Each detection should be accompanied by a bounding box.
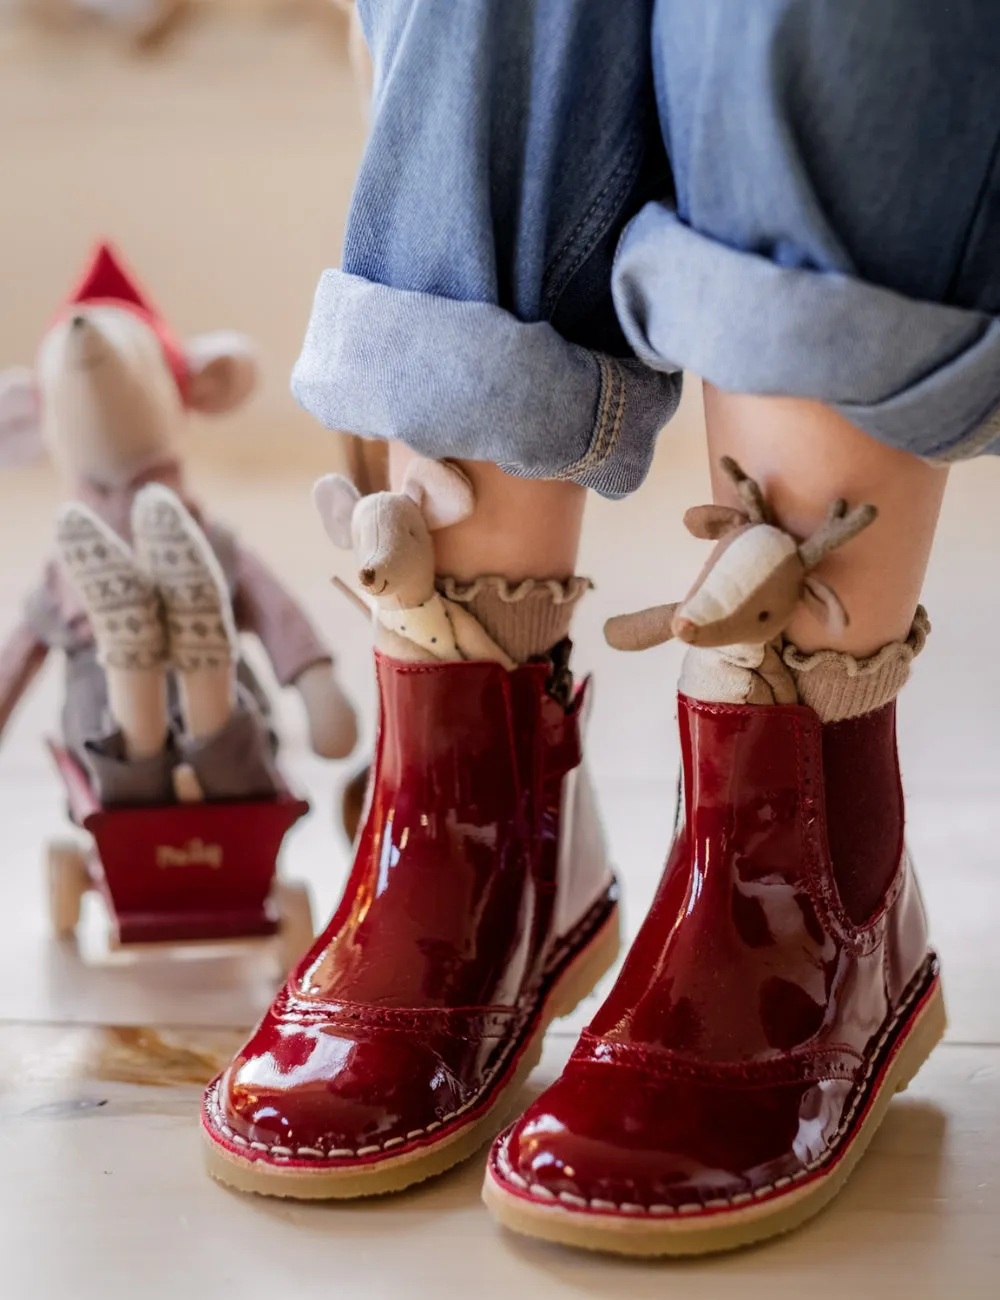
[56,505,166,672]
[132,485,238,674]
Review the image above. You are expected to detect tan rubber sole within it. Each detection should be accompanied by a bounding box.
[202,901,620,1200]
[483,971,946,1257]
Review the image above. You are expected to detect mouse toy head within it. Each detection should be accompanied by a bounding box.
[0,242,259,486]
[605,457,877,653]
[313,456,475,610]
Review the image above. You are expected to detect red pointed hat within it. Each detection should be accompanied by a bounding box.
[59,242,189,401]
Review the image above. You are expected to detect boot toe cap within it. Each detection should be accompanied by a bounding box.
[493,1066,852,1214]
[207,1017,471,1161]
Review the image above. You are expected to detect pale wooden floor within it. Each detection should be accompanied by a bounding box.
[2,391,999,1297]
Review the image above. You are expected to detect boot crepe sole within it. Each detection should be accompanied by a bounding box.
[483,954,945,1257]
[201,885,620,1200]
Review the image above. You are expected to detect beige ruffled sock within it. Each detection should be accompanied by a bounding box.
[437,576,593,663]
[783,606,930,722]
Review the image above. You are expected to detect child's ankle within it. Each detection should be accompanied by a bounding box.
[438,574,591,663]
[783,607,930,722]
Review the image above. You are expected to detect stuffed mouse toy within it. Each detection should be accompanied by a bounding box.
[313,456,516,669]
[0,242,358,783]
[604,457,877,706]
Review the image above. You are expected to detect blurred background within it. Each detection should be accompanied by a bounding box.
[0,1,366,469]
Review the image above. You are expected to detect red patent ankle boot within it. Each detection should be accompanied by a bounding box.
[485,694,945,1255]
[202,650,619,1198]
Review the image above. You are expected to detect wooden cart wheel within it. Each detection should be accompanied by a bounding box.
[273,880,315,972]
[46,840,91,940]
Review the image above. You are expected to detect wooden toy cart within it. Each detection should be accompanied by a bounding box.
[46,743,314,970]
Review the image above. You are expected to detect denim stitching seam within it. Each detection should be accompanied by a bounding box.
[541,136,643,316]
[546,356,626,481]
[926,395,1000,463]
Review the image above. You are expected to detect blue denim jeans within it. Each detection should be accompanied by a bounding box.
[293,0,1000,498]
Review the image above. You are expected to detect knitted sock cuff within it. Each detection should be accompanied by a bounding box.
[437,575,592,663]
[782,606,930,722]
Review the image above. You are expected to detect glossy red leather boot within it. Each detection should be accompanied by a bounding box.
[485,693,945,1254]
[202,651,619,1197]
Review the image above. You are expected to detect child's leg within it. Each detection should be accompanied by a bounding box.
[203,0,670,1201]
[704,387,948,657]
[131,486,279,801]
[487,397,947,1252]
[390,449,585,583]
[484,0,1000,1252]
[297,2,681,661]
[389,447,589,663]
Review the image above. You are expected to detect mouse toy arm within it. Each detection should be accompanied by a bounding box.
[0,619,50,746]
[231,544,358,760]
[442,599,517,670]
[604,603,681,652]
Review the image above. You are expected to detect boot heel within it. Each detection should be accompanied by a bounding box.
[893,979,947,1096]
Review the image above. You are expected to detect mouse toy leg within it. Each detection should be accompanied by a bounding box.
[131,485,280,802]
[55,504,174,804]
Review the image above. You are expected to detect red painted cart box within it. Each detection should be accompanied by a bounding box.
[49,744,309,946]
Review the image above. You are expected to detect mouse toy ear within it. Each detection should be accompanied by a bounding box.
[313,474,362,549]
[0,368,44,468]
[183,332,259,415]
[604,602,681,652]
[683,504,750,540]
[401,456,475,530]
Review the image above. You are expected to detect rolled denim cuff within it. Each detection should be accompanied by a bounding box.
[613,204,1000,462]
[291,270,682,499]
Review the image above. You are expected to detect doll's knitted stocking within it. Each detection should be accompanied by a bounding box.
[56,504,168,759]
[132,484,238,741]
